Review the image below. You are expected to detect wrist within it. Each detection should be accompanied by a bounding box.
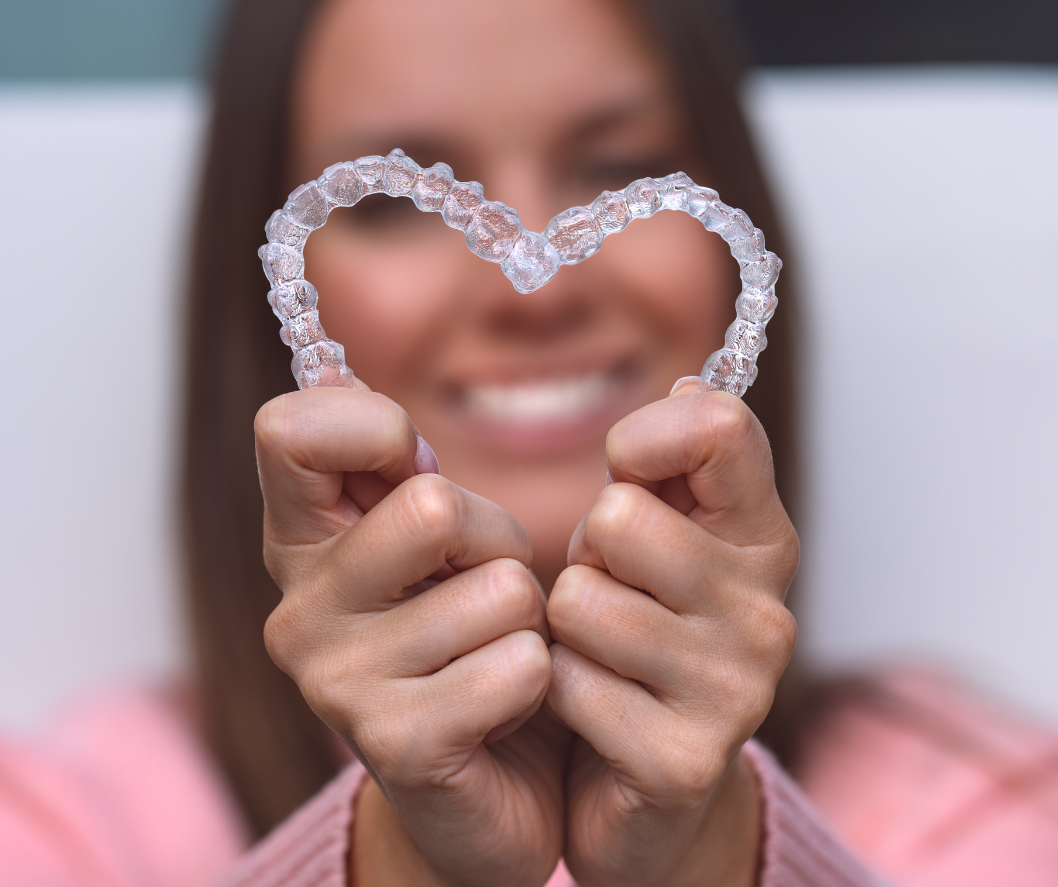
[350,777,453,887]
[669,750,762,887]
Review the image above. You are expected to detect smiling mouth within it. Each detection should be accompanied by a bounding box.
[463,371,621,425]
[454,353,651,427]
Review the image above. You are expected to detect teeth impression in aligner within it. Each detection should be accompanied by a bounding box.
[259,148,781,398]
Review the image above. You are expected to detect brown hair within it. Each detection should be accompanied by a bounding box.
[183,0,801,837]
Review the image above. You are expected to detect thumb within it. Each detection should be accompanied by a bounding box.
[604,382,785,546]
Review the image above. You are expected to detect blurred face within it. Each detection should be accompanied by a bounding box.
[290,0,733,586]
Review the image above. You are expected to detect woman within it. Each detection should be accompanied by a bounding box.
[199,0,801,882]
[3,0,1056,884]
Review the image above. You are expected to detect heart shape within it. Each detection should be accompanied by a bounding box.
[259,148,780,397]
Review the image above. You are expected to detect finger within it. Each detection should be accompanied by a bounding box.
[309,474,533,611]
[341,430,443,515]
[373,558,549,677]
[548,563,796,713]
[547,565,690,693]
[568,482,761,613]
[605,390,789,547]
[404,630,553,763]
[546,645,702,794]
[341,470,403,517]
[256,386,421,544]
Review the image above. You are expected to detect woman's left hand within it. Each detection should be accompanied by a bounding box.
[545,382,800,887]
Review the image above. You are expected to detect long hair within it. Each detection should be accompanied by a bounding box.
[183,0,801,836]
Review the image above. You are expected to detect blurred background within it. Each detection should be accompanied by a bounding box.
[1,0,1055,729]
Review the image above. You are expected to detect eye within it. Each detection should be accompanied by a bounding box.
[569,153,684,197]
[329,193,435,236]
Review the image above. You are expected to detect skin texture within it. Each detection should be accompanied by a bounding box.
[258,0,801,884]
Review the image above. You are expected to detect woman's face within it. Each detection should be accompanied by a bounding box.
[290,0,732,586]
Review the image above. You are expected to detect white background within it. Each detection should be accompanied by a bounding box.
[1,69,1056,730]
[748,69,1058,719]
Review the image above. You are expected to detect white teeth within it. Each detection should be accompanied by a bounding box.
[466,373,610,422]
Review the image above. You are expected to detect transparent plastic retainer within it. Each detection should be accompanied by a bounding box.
[259,148,780,397]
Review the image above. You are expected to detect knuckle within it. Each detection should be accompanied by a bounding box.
[263,588,361,690]
[750,596,798,668]
[694,630,785,731]
[723,664,782,730]
[294,655,333,716]
[358,696,451,784]
[296,666,410,778]
[584,483,647,544]
[297,650,355,724]
[643,735,722,810]
[253,394,295,454]
[298,643,382,745]
[745,524,801,597]
[603,420,631,471]
[546,565,595,630]
[701,395,757,457]
[483,558,540,623]
[739,672,779,727]
[397,473,461,539]
[262,597,304,674]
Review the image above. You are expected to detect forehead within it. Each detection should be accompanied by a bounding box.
[292,0,673,166]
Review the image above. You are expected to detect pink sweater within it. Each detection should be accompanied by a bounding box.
[2,672,1056,886]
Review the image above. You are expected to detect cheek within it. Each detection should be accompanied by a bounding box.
[604,212,735,359]
[304,226,469,389]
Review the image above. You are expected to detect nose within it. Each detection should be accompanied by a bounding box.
[481,155,559,236]
[480,263,597,342]
[459,156,606,343]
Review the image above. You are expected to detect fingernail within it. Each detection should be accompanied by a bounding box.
[414,435,440,475]
[604,470,614,486]
[669,375,701,396]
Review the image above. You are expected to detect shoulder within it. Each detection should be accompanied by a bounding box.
[1,684,248,886]
[796,669,1058,886]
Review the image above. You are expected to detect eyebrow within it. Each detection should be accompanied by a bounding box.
[300,91,677,180]
[557,92,677,146]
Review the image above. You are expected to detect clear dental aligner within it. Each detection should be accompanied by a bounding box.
[259,148,780,396]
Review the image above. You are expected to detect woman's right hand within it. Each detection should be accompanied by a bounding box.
[254,384,568,887]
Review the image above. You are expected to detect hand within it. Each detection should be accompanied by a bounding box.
[545,383,799,887]
[255,383,569,887]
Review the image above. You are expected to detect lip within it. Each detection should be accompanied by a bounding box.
[436,357,647,456]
